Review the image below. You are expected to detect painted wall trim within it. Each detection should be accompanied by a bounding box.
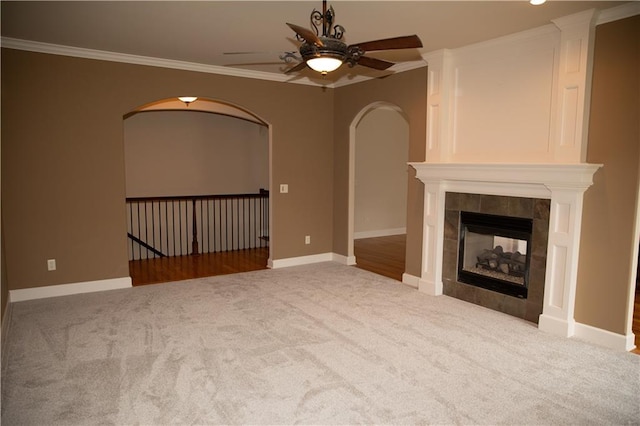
[269,253,361,268]
[0,37,424,89]
[596,2,640,25]
[9,277,132,302]
[354,227,406,239]
[574,321,636,352]
[269,253,335,269]
[1,300,13,372]
[0,37,305,84]
[332,253,357,266]
[402,273,420,289]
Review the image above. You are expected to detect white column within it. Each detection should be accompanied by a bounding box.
[422,49,454,162]
[418,180,446,295]
[538,184,590,337]
[551,9,597,163]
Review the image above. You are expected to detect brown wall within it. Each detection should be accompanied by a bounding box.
[576,15,640,334]
[1,49,334,290]
[1,48,426,293]
[333,68,427,277]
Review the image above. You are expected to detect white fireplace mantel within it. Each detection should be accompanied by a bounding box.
[410,163,601,190]
[409,162,601,339]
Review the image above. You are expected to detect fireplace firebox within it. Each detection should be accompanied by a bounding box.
[458,212,532,299]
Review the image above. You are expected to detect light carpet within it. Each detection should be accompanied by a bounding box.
[2,262,639,425]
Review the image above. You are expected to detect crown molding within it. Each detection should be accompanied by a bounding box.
[1,37,423,88]
[596,1,640,25]
[0,37,331,87]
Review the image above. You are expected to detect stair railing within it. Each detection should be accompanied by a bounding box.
[126,190,269,261]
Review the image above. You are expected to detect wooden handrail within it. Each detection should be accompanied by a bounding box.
[126,191,268,203]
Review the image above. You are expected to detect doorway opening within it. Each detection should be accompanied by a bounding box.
[124,98,271,285]
[349,103,409,281]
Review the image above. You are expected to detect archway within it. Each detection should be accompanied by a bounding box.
[348,102,410,280]
[124,97,272,284]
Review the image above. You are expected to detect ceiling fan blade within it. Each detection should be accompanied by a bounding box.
[284,61,308,74]
[286,23,324,47]
[223,51,267,55]
[350,35,423,52]
[356,56,395,71]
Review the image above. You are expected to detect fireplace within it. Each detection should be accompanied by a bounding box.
[410,163,600,338]
[442,192,549,323]
[458,211,532,299]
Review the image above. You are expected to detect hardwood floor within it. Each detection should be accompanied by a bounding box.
[129,247,269,286]
[130,234,408,286]
[354,234,406,282]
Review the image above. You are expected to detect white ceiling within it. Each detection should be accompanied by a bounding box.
[0,1,631,85]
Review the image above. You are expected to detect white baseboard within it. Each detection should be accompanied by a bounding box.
[573,322,636,352]
[418,278,443,296]
[538,314,634,352]
[269,253,335,269]
[354,228,406,240]
[332,253,357,266]
[402,273,420,289]
[538,314,574,338]
[2,299,13,372]
[9,277,132,302]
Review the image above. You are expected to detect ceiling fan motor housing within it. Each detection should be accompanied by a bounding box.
[300,37,348,63]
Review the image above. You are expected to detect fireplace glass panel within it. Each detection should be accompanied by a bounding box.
[462,232,528,286]
[458,211,532,298]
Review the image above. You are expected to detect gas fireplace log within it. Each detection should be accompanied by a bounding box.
[477,249,499,262]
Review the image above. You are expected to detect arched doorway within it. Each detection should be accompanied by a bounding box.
[123,97,272,285]
[348,102,409,280]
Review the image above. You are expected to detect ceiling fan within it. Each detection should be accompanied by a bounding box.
[285,0,423,76]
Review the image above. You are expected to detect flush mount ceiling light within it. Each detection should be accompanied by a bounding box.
[284,0,423,76]
[530,0,546,5]
[178,96,198,106]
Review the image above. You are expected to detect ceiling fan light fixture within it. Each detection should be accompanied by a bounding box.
[306,56,343,74]
[178,96,198,106]
[286,1,423,77]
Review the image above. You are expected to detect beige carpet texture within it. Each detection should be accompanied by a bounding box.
[2,262,639,425]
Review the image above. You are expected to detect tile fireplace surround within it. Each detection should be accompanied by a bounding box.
[442,192,549,324]
[409,163,601,340]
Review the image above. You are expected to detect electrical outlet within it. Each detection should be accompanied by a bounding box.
[47,259,57,271]
[305,235,311,245]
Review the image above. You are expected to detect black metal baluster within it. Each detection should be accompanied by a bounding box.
[235,197,239,250]
[179,200,183,255]
[253,196,257,248]
[129,202,134,259]
[243,197,248,249]
[136,202,142,259]
[164,201,169,252]
[217,199,222,252]
[225,199,229,251]
[151,201,156,258]
[207,199,211,253]
[200,199,204,253]
[158,201,163,257]
[191,198,199,255]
